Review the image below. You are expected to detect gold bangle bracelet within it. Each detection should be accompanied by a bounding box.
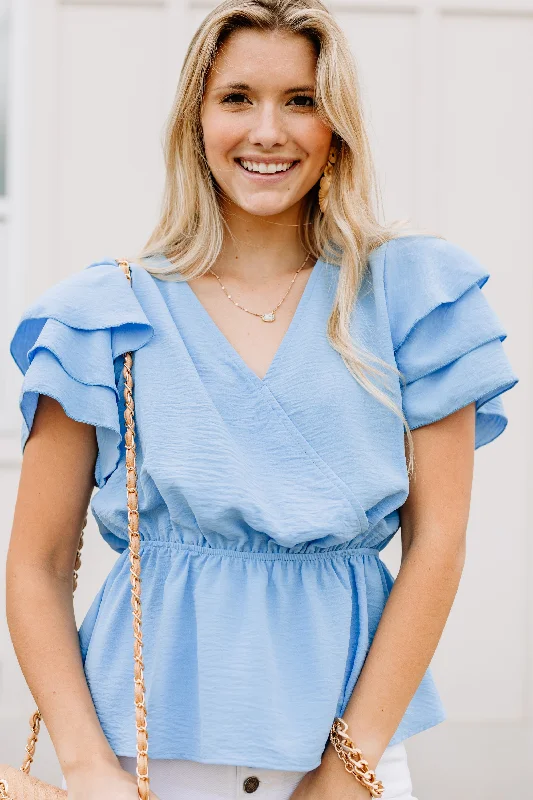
[329,717,385,798]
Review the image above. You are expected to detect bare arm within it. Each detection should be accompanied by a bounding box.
[317,402,476,794]
[5,394,120,779]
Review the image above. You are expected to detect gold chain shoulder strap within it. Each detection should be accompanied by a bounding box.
[117,259,150,798]
[0,259,150,799]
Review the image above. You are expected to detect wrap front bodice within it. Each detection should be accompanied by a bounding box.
[9,235,518,770]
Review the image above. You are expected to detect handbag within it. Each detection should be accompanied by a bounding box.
[0,260,151,799]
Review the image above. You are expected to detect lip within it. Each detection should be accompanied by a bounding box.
[236,155,300,163]
[235,158,300,181]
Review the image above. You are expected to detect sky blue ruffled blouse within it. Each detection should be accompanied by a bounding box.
[9,234,519,772]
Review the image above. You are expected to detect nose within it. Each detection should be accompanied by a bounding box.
[247,102,288,149]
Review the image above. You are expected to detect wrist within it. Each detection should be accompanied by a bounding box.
[321,739,350,774]
[321,719,386,798]
[318,746,372,798]
[61,749,120,779]
[321,738,380,773]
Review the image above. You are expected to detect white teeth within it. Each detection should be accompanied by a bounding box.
[239,160,294,174]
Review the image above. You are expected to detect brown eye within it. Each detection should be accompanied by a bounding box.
[221,93,250,104]
[288,95,314,107]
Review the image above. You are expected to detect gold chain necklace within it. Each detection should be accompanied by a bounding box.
[208,252,311,323]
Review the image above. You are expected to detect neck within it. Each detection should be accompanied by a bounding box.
[215,199,312,285]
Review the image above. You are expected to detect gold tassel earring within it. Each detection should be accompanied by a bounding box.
[318,145,337,213]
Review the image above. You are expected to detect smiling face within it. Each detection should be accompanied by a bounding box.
[200,28,333,219]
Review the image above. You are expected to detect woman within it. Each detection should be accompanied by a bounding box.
[6,1,518,798]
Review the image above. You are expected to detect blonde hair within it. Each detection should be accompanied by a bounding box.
[131,0,439,477]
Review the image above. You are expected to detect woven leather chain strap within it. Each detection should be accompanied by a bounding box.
[0,260,150,799]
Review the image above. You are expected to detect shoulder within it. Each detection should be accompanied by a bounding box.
[380,234,488,287]
[16,257,130,323]
[377,235,490,351]
[10,257,154,375]
[375,236,518,448]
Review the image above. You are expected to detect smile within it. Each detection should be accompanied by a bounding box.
[236,159,298,174]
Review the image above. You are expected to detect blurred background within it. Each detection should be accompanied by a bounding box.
[0,1,531,797]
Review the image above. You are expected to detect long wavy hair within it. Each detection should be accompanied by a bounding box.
[131,0,438,476]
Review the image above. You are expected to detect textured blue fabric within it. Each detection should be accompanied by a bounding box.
[9,235,518,771]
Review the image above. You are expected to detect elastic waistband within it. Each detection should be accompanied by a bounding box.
[138,540,381,562]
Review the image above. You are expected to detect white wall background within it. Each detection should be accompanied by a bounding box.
[0,1,531,797]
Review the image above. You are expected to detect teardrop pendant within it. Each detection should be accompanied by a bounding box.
[261,312,276,322]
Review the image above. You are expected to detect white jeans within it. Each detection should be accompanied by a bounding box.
[61,742,417,799]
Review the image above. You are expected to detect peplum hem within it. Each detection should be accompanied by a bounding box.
[385,236,519,448]
[78,540,446,770]
[9,259,154,487]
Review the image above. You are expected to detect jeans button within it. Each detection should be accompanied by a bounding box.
[243,775,260,792]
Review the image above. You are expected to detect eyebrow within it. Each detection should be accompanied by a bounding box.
[213,82,315,94]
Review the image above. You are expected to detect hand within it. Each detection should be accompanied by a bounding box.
[288,765,370,800]
[64,761,162,799]
[288,746,374,800]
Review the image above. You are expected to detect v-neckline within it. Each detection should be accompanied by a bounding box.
[181,258,322,386]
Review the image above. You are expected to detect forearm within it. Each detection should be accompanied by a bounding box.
[322,537,465,773]
[6,560,119,777]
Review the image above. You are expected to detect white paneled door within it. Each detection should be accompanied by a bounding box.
[1,1,531,797]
